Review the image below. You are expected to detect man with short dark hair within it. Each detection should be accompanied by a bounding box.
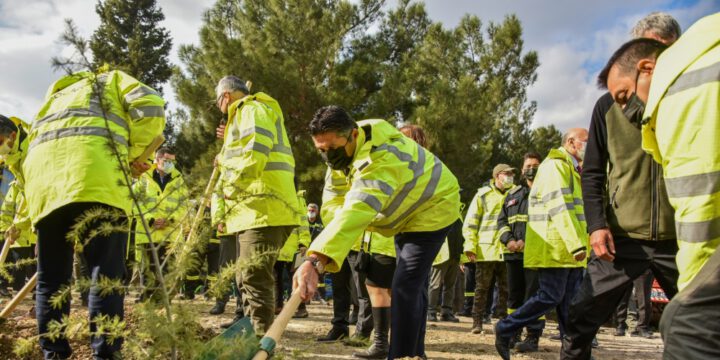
[561,13,682,359]
[294,105,461,359]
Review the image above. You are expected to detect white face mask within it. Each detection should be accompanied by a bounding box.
[161,161,175,173]
[502,175,514,189]
[307,211,317,220]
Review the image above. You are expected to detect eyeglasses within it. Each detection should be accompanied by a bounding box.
[216,92,226,108]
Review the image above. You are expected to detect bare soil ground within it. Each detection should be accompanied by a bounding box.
[0,295,664,359]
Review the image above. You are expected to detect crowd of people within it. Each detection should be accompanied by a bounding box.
[0,9,718,360]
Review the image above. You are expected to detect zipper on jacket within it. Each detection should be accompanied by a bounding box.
[651,161,659,240]
[611,185,619,208]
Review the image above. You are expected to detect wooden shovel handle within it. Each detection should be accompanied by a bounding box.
[252,289,304,360]
[0,272,36,318]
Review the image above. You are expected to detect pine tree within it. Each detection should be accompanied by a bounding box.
[90,0,173,93]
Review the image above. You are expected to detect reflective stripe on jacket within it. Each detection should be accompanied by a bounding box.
[524,147,588,268]
[308,119,461,272]
[641,13,720,290]
[218,92,299,233]
[133,169,190,244]
[462,182,512,262]
[24,70,166,223]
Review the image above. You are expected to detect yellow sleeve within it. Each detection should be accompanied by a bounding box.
[462,192,482,254]
[542,161,585,254]
[114,71,166,161]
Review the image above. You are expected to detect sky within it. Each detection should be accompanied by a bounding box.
[0,0,718,131]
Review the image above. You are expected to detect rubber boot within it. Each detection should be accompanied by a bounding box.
[353,307,390,359]
[471,315,483,334]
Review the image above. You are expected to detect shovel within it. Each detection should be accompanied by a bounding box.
[198,289,303,360]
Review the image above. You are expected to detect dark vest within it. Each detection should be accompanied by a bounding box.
[606,103,675,240]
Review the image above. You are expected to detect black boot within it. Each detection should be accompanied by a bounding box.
[353,307,390,359]
[317,327,349,342]
[209,301,226,315]
[515,332,540,352]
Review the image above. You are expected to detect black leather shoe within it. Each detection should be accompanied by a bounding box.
[209,302,226,315]
[440,313,460,323]
[494,324,511,360]
[317,327,349,342]
[427,313,438,322]
[630,328,654,338]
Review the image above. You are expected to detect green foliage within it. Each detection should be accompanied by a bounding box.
[90,0,173,93]
[173,0,561,204]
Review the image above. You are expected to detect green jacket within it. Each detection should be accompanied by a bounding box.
[24,70,166,224]
[462,182,512,262]
[217,92,299,233]
[642,13,720,290]
[524,147,588,268]
[308,119,461,272]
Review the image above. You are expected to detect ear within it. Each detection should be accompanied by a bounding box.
[351,128,359,141]
[638,59,656,75]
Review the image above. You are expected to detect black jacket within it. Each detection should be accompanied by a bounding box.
[497,184,530,261]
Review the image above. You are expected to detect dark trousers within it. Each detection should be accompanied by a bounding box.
[206,241,220,283]
[389,225,451,359]
[428,258,459,316]
[561,237,679,360]
[330,250,373,336]
[661,242,720,360]
[274,260,291,308]
[9,246,35,291]
[462,262,476,314]
[613,269,653,331]
[35,203,127,359]
[473,261,507,318]
[506,258,544,334]
[453,268,465,313]
[497,267,583,339]
[216,234,240,308]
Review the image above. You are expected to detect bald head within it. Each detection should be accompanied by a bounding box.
[562,128,588,162]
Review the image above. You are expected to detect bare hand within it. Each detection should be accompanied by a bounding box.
[130,161,151,178]
[465,251,476,262]
[574,250,587,262]
[516,240,525,252]
[590,228,615,262]
[293,261,319,301]
[507,240,517,252]
[216,124,226,140]
[459,264,465,273]
[217,223,226,234]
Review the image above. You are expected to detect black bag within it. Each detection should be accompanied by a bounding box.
[352,232,373,273]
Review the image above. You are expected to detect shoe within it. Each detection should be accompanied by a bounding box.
[317,327,349,342]
[515,333,540,353]
[220,315,243,329]
[483,314,492,324]
[427,313,438,322]
[458,309,473,317]
[353,307,390,359]
[494,324,511,360]
[93,352,123,360]
[209,302,226,315]
[293,307,309,318]
[614,327,626,336]
[343,333,370,347]
[471,315,483,334]
[440,313,460,323]
[509,331,522,349]
[591,336,599,348]
[630,328,654,339]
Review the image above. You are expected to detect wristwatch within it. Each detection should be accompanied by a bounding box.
[305,255,325,275]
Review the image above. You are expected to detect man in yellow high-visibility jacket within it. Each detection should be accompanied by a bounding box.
[23,70,165,359]
[495,128,589,360]
[603,13,720,359]
[214,75,299,335]
[293,106,461,359]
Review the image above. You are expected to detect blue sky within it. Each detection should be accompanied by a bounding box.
[0,0,718,131]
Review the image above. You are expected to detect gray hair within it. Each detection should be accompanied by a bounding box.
[631,12,681,42]
[215,75,249,98]
[0,115,17,137]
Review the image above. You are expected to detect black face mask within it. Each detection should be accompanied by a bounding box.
[321,137,354,171]
[623,93,646,126]
[523,167,538,181]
